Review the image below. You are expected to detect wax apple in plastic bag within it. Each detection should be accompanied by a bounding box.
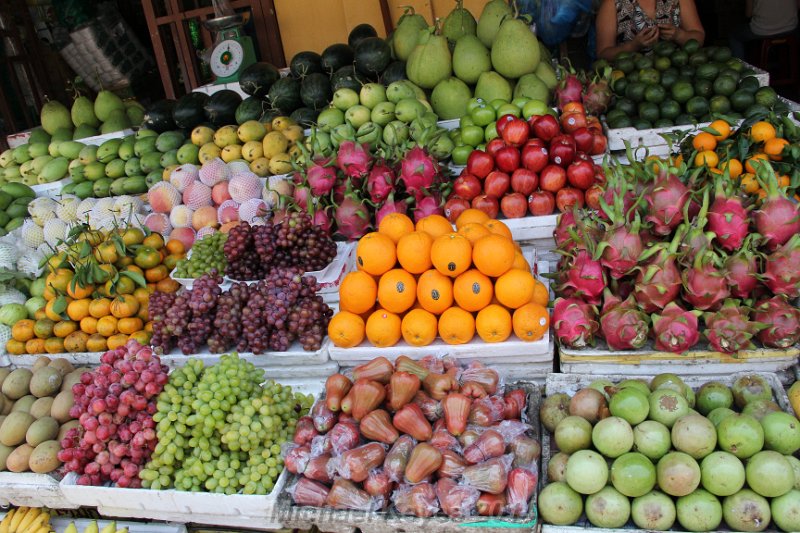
[463,455,513,494]
[419,354,445,374]
[384,434,415,482]
[353,356,394,383]
[437,449,467,478]
[311,434,333,456]
[510,435,541,469]
[294,416,319,446]
[469,396,506,426]
[477,492,507,516]
[393,403,432,441]
[460,429,481,448]
[327,478,382,511]
[459,361,500,395]
[304,454,333,483]
[328,419,360,455]
[325,373,352,412]
[423,371,458,400]
[290,477,330,507]
[350,379,387,421]
[430,418,461,451]
[395,355,431,379]
[461,381,488,399]
[364,468,394,500]
[405,442,443,484]
[412,390,443,421]
[360,409,399,444]
[503,389,527,420]
[312,402,338,433]
[442,392,472,436]
[464,429,506,464]
[338,442,387,482]
[388,371,421,411]
[505,467,538,516]
[393,482,439,517]
[436,478,480,518]
[284,444,311,474]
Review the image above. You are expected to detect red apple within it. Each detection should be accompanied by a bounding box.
[560,112,588,134]
[485,138,507,158]
[528,190,555,216]
[501,118,530,147]
[549,135,576,167]
[510,168,538,195]
[521,144,548,173]
[472,194,499,219]
[495,114,516,137]
[484,171,511,199]
[556,187,585,212]
[585,184,603,210]
[590,133,608,155]
[539,165,567,193]
[494,146,520,173]
[566,159,595,190]
[444,197,470,223]
[571,127,594,153]
[467,150,494,179]
[500,192,528,219]
[453,173,483,201]
[531,114,560,142]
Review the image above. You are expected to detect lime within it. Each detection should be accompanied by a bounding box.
[616,98,637,116]
[654,56,672,71]
[615,57,635,74]
[684,38,701,54]
[625,82,647,103]
[627,70,641,84]
[606,108,628,124]
[686,96,710,118]
[694,79,714,98]
[671,50,689,67]
[713,76,738,97]
[746,103,772,119]
[612,77,628,95]
[738,76,761,93]
[696,64,720,81]
[672,81,695,103]
[754,86,778,108]
[636,56,654,70]
[638,102,661,123]
[655,41,677,57]
[639,68,661,85]
[719,68,741,81]
[679,66,696,78]
[661,69,679,88]
[660,99,682,119]
[654,118,675,128]
[689,52,708,67]
[726,57,744,71]
[608,115,633,129]
[731,89,755,112]
[675,113,694,125]
[709,95,732,114]
[645,85,667,103]
[715,47,733,62]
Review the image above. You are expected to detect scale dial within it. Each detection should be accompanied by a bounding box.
[210,39,244,78]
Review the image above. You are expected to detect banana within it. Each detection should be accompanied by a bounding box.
[63,522,77,533]
[98,521,115,533]
[16,508,41,533]
[0,510,16,533]
[82,520,98,533]
[9,508,30,533]
[31,526,49,533]
[113,528,127,533]
[21,512,48,533]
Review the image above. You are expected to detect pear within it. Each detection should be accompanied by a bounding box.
[94,90,125,122]
[452,35,491,85]
[491,18,541,79]
[476,0,512,48]
[71,96,100,129]
[40,101,72,135]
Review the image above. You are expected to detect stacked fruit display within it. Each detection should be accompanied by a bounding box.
[327,211,549,349]
[605,40,784,130]
[1,506,56,533]
[5,229,181,356]
[551,154,800,353]
[0,357,81,474]
[446,108,606,222]
[286,356,538,518]
[139,353,313,494]
[539,373,800,532]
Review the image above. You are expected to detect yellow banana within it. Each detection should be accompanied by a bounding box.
[63,522,77,533]
[31,526,50,533]
[9,508,30,533]
[114,528,128,533]
[16,508,41,533]
[0,510,16,533]
[82,520,98,533]
[21,512,47,533]
[98,522,115,533]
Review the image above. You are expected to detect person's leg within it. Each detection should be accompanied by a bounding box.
[730,22,758,59]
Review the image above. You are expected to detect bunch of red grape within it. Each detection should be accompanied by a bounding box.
[224,214,337,280]
[59,341,168,487]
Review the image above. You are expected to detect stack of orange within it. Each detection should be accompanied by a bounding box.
[328,210,550,348]
[6,228,183,356]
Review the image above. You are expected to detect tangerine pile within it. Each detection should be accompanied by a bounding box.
[328,210,550,348]
[6,228,183,355]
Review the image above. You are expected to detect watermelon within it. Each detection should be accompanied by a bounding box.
[173,92,208,129]
[354,37,392,78]
[349,23,378,48]
[239,62,281,97]
[268,77,302,113]
[235,97,267,125]
[290,51,324,78]
[381,61,407,84]
[321,43,354,74]
[331,66,363,92]
[204,90,242,127]
[301,73,333,110]
[142,100,177,132]
[290,107,319,127]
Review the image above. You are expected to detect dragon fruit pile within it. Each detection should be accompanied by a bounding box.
[552,158,800,354]
[290,141,450,240]
[285,356,539,519]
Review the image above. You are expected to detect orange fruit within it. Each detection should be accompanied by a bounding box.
[145,265,169,283]
[6,339,25,355]
[46,268,73,294]
[96,264,117,284]
[764,138,789,160]
[483,219,513,240]
[531,279,549,306]
[137,301,150,322]
[97,315,118,337]
[86,333,108,352]
[118,317,144,335]
[25,338,46,354]
[513,303,550,341]
[377,269,417,314]
[472,234,515,277]
[166,239,185,255]
[512,251,531,271]
[438,306,475,345]
[64,330,89,353]
[89,298,111,318]
[378,213,415,243]
[129,331,152,345]
[339,271,378,315]
[120,227,145,246]
[107,334,129,350]
[67,281,94,300]
[476,304,512,343]
[133,287,152,306]
[396,231,433,274]
[751,121,776,143]
[431,233,472,278]
[67,298,91,321]
[416,270,454,315]
[416,215,453,240]
[745,153,770,174]
[45,299,67,321]
[156,278,181,293]
[453,269,493,312]
[708,120,732,141]
[143,233,165,250]
[401,308,438,346]
[11,319,35,342]
[110,294,140,318]
[94,242,119,264]
[739,173,759,193]
[80,316,98,335]
[328,311,366,348]
[457,222,491,245]
[495,269,536,309]
[694,150,719,168]
[692,131,717,152]
[53,320,78,338]
[719,159,743,179]
[45,337,65,354]
[455,208,490,229]
[778,174,791,188]
[365,308,402,347]
[34,308,47,320]
[356,232,397,276]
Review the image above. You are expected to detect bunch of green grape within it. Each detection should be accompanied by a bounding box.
[140,354,312,495]
[173,232,227,278]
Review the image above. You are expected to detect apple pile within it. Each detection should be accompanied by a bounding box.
[445,110,607,222]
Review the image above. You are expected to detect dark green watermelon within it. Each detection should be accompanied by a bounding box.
[349,23,378,48]
[142,99,177,132]
[331,66,363,92]
[239,62,281,97]
[204,90,242,127]
[290,107,319,127]
[381,61,407,84]
[300,73,332,110]
[290,51,324,78]
[354,37,392,78]
[172,92,208,130]
[260,108,281,125]
[235,97,267,124]
[268,77,302,113]
[321,43,354,74]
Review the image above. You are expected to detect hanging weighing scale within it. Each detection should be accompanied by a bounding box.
[203,13,257,84]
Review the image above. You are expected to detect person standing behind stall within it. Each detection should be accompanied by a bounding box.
[729,0,799,59]
[595,0,705,60]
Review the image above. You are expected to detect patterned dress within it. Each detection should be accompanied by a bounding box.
[615,0,681,43]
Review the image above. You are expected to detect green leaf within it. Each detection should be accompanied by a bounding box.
[79,241,92,259]
[120,270,146,288]
[52,295,68,315]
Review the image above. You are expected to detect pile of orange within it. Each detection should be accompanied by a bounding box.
[6,228,184,356]
[328,210,550,349]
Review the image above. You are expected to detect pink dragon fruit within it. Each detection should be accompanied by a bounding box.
[644,170,690,236]
[553,297,600,348]
[682,250,730,311]
[726,236,760,299]
[582,76,613,116]
[313,208,332,233]
[599,290,649,350]
[703,300,763,353]
[413,194,444,222]
[306,163,337,196]
[554,211,577,250]
[556,249,606,305]
[754,173,800,251]
[367,163,396,203]
[762,234,800,298]
[335,196,371,240]
[337,141,372,179]
[752,295,800,348]
[707,180,749,251]
[597,214,643,279]
[677,189,714,262]
[376,198,409,226]
[652,302,701,353]
[633,238,682,312]
[400,146,439,200]
[555,66,584,111]
[599,174,640,222]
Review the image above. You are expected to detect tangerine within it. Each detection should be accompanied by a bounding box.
[86,333,108,352]
[80,316,98,335]
[745,153,770,173]
[110,294,140,318]
[764,138,789,160]
[118,317,144,334]
[67,298,91,321]
[64,330,89,353]
[719,159,743,179]
[692,131,717,152]
[708,120,732,141]
[751,121,776,143]
[96,315,118,337]
[89,298,111,318]
[694,150,719,168]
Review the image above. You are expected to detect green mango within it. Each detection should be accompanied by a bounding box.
[122,176,148,194]
[71,95,100,128]
[40,157,69,183]
[41,100,72,135]
[104,158,126,179]
[28,127,50,145]
[155,131,185,153]
[93,177,113,197]
[94,90,125,122]
[73,181,94,200]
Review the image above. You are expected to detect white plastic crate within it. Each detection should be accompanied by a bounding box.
[80,130,136,147]
[32,178,71,198]
[159,340,331,368]
[0,472,79,509]
[48,517,186,533]
[7,352,102,368]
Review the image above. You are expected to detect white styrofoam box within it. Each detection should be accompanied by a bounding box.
[80,130,136,147]
[32,177,71,198]
[6,131,31,149]
[193,82,248,99]
[49,517,186,533]
[0,354,11,367]
[0,472,79,509]
[743,58,770,87]
[8,352,102,368]
[605,120,698,152]
[437,119,460,130]
[503,214,559,243]
[160,340,331,368]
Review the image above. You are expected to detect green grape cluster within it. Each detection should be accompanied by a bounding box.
[139,354,311,495]
[173,232,227,278]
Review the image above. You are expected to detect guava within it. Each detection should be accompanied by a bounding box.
[554,415,592,453]
[649,388,689,428]
[547,451,570,482]
[696,381,733,415]
[700,451,745,496]
[538,481,583,525]
[671,414,717,459]
[771,489,800,532]
[609,387,650,425]
[708,406,736,427]
[611,452,656,497]
[732,374,773,409]
[585,486,631,528]
[652,373,695,407]
[785,455,800,490]
[656,451,701,497]
[745,450,794,498]
[566,449,609,494]
[592,416,634,458]
[631,490,676,530]
[742,398,781,421]
[717,413,764,459]
[618,378,651,396]
[633,420,672,460]
[722,488,771,532]
[676,488,723,532]
[650,373,684,391]
[761,410,800,455]
[570,387,609,423]
[540,393,571,433]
